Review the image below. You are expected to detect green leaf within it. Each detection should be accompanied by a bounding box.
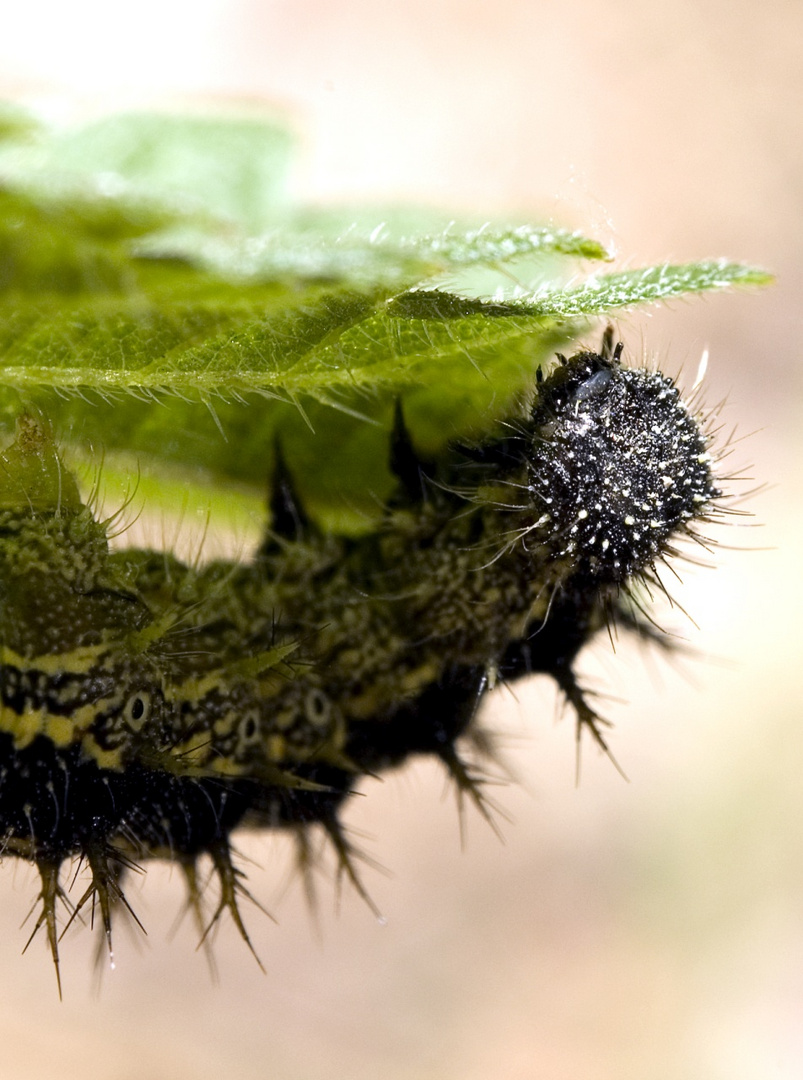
[0,281,572,528]
[0,260,769,399]
[0,188,174,295]
[0,106,773,531]
[516,260,774,317]
[0,111,295,233]
[0,102,41,144]
[135,221,611,286]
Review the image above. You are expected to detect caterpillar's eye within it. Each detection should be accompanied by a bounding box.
[123,691,152,730]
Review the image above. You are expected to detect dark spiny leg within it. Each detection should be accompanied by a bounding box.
[176,855,218,979]
[364,663,505,837]
[288,817,385,927]
[89,859,150,990]
[550,664,627,782]
[430,664,508,837]
[24,857,69,999]
[499,588,627,779]
[321,812,385,919]
[292,824,322,920]
[200,838,271,972]
[438,738,509,843]
[178,855,207,941]
[66,846,145,965]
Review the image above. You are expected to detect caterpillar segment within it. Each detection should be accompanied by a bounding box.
[0,338,722,985]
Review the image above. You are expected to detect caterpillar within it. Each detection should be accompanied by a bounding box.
[0,331,722,993]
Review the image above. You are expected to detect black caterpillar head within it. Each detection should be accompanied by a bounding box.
[528,343,720,584]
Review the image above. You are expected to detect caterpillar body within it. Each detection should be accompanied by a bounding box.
[0,334,721,991]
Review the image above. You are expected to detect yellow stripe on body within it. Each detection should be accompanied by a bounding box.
[0,643,109,676]
[0,699,101,748]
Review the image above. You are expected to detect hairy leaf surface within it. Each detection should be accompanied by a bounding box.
[0,108,772,528]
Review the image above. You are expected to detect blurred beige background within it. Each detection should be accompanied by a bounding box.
[0,2,800,1078]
